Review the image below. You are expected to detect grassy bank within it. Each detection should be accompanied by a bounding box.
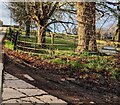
[4,30,120,80]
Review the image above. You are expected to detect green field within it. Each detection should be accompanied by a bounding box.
[5,29,120,54]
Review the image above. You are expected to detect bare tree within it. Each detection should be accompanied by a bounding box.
[9,2,76,47]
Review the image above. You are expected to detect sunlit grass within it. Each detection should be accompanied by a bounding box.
[4,40,14,50]
[97,40,120,46]
[4,35,120,80]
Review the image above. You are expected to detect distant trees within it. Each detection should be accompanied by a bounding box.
[98,2,120,42]
[9,2,32,37]
[0,20,3,26]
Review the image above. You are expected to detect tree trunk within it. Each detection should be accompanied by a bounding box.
[88,2,97,51]
[76,2,87,52]
[115,6,120,43]
[117,10,120,42]
[25,20,31,37]
[76,2,97,52]
[37,23,46,48]
[19,22,22,31]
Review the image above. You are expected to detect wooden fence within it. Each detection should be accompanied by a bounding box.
[5,28,120,56]
[6,28,77,56]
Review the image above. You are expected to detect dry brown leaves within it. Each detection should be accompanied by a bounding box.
[4,48,68,73]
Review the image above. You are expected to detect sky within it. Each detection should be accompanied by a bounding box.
[0,2,16,25]
[0,2,9,24]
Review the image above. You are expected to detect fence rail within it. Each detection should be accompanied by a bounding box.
[5,28,120,56]
[5,28,77,56]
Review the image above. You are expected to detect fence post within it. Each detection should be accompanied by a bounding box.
[74,37,76,53]
[50,33,54,56]
[51,33,54,44]
[9,28,12,41]
[14,31,19,50]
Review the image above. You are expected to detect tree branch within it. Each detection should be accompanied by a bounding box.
[45,19,77,28]
[106,2,120,6]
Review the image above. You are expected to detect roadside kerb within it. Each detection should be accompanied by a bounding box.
[0,31,4,104]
